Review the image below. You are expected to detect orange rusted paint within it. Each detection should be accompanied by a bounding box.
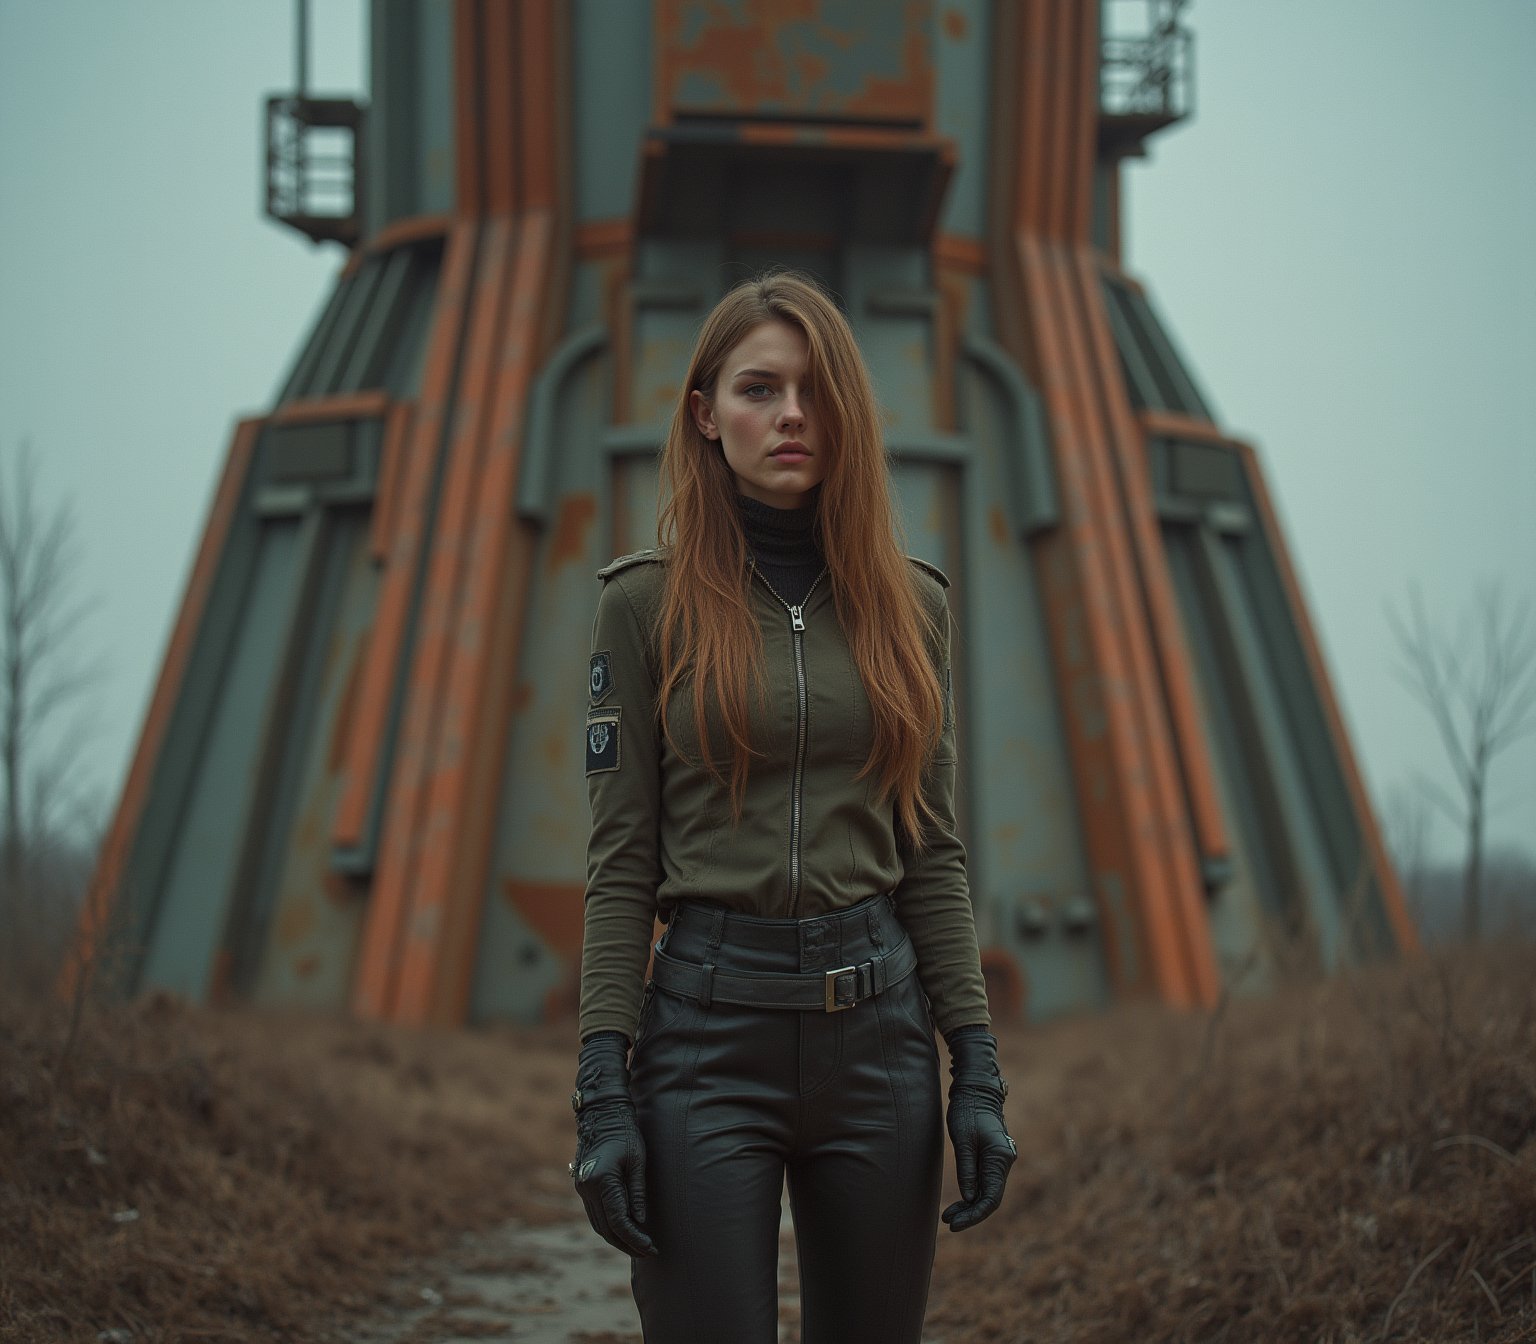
[483,0,519,217]
[985,3,1226,1009]
[653,0,934,127]
[453,0,481,218]
[987,504,1009,547]
[941,6,966,41]
[574,217,632,260]
[63,417,263,999]
[1068,247,1220,1006]
[1234,441,1421,958]
[549,493,598,571]
[275,894,317,950]
[272,390,391,426]
[323,870,356,908]
[503,878,587,960]
[389,2,572,1025]
[326,633,365,774]
[934,233,987,275]
[1078,254,1231,937]
[348,217,484,1018]
[1068,0,1098,243]
[1138,408,1225,442]
[385,210,520,1023]
[1056,233,1209,1005]
[369,402,415,564]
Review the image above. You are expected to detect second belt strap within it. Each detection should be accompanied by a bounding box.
[649,934,919,1013]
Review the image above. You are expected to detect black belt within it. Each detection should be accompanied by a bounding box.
[649,935,918,1013]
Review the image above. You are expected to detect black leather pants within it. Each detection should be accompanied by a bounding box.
[628,892,943,1344]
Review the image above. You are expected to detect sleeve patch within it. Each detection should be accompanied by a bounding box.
[589,650,613,702]
[585,706,621,775]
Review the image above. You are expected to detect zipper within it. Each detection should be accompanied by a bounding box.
[749,561,827,916]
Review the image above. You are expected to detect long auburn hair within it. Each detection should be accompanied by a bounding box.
[655,270,948,846]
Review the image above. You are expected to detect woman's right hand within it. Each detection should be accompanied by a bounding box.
[570,1031,657,1257]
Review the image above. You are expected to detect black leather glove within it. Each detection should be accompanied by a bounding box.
[570,1030,656,1257]
[940,1023,1017,1232]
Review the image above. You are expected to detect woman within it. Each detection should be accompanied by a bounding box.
[571,271,1015,1343]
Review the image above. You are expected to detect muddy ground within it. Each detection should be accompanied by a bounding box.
[2,943,1533,1343]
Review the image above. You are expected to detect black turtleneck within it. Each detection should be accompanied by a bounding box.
[737,490,825,607]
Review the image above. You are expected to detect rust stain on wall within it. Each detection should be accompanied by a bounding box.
[502,878,586,959]
[988,504,1009,546]
[549,493,597,570]
[942,7,966,40]
[657,0,932,123]
[276,894,317,950]
[327,635,367,772]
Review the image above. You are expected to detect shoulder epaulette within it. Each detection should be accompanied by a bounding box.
[597,547,667,580]
[905,555,950,589]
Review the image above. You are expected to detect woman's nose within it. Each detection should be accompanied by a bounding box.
[778,392,805,430]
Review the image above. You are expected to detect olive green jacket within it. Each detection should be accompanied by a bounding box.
[578,549,991,1042]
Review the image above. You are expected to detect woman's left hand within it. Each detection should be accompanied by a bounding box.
[939,1025,1017,1232]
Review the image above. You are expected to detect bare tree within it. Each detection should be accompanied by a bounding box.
[0,439,105,968]
[1386,579,1536,940]
[1381,780,1431,924]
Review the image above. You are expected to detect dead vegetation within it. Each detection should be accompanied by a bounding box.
[0,983,577,1343]
[2,941,1533,1343]
[928,942,1536,1344]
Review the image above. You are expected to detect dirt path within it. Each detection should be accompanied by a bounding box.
[343,1188,949,1343]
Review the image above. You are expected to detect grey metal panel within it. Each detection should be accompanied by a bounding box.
[1091,161,1115,254]
[1226,511,1395,956]
[572,0,650,222]
[956,355,1107,1020]
[275,273,354,406]
[1124,284,1214,420]
[1101,276,1165,412]
[1191,525,1342,962]
[472,348,615,1022]
[933,0,990,239]
[368,0,419,231]
[338,245,415,392]
[310,254,386,394]
[1162,522,1278,991]
[112,444,265,988]
[416,0,456,214]
[135,519,303,999]
[266,421,353,483]
[1164,523,1290,919]
[366,0,453,229]
[382,242,444,397]
[248,512,378,1008]
[847,248,934,436]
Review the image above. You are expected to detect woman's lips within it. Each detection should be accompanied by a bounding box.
[771,442,809,463]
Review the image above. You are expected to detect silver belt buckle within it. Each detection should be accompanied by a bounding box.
[824,965,858,1012]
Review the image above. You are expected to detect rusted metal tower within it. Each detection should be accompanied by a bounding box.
[77,0,1417,1026]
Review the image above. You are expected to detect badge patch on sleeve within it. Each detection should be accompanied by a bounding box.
[585,707,621,775]
[589,650,613,702]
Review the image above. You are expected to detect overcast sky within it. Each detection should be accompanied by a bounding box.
[0,0,1532,869]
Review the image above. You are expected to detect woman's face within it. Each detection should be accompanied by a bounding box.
[690,318,827,509]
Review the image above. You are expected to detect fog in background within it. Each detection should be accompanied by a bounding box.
[0,0,1531,869]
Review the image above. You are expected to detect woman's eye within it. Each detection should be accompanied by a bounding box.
[744,384,772,398]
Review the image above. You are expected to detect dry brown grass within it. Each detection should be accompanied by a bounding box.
[0,984,579,1343]
[2,942,1532,1343]
[929,942,1536,1343]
